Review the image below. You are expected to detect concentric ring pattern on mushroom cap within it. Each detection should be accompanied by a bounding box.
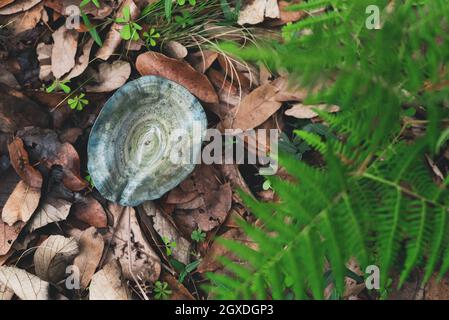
[87,76,207,206]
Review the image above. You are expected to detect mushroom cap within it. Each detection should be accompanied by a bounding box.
[87,76,207,206]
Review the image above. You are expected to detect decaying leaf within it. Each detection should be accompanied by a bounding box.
[136,51,219,103]
[0,221,25,256]
[238,0,279,25]
[161,273,194,300]
[187,50,218,74]
[64,39,94,80]
[106,204,161,283]
[28,198,72,232]
[34,235,78,282]
[51,24,78,79]
[0,0,42,15]
[18,127,87,191]
[231,82,282,130]
[44,0,112,19]
[36,42,53,81]
[96,0,139,61]
[7,137,43,188]
[2,181,40,226]
[140,201,191,265]
[0,266,49,300]
[72,227,104,289]
[89,260,130,300]
[0,1,14,10]
[85,61,131,93]
[0,282,14,300]
[71,196,107,228]
[163,40,188,59]
[285,103,340,119]
[0,3,43,35]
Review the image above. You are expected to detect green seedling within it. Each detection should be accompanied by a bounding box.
[174,10,194,28]
[68,93,89,111]
[116,6,143,41]
[153,281,172,300]
[177,0,196,6]
[191,229,206,242]
[143,28,160,47]
[80,0,101,8]
[46,79,71,94]
[162,237,177,256]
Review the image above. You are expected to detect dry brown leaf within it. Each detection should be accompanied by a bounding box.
[0,282,13,300]
[106,204,161,283]
[34,235,78,283]
[2,181,40,226]
[187,50,218,74]
[95,0,139,61]
[265,0,280,18]
[0,266,49,300]
[51,24,78,79]
[64,39,94,80]
[0,1,14,9]
[71,196,107,228]
[28,198,72,232]
[163,40,188,59]
[44,0,112,19]
[18,127,87,191]
[72,227,104,289]
[0,221,24,256]
[285,103,340,119]
[89,260,130,300]
[36,42,53,81]
[0,0,42,15]
[231,82,282,130]
[1,3,43,34]
[161,273,194,300]
[85,61,131,93]
[237,0,267,25]
[136,51,219,103]
[0,64,19,88]
[271,1,306,26]
[141,201,191,264]
[7,137,43,188]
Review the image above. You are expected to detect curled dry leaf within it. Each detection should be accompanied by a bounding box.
[28,198,72,232]
[285,103,340,119]
[238,0,279,25]
[0,221,25,256]
[34,235,79,283]
[71,196,107,228]
[64,39,94,80]
[0,266,49,300]
[106,204,161,283]
[96,0,140,61]
[1,3,43,35]
[187,50,218,74]
[7,137,43,188]
[89,260,130,300]
[85,61,131,93]
[163,40,188,59]
[2,181,40,226]
[136,51,219,103]
[51,24,78,79]
[140,201,191,265]
[0,0,42,15]
[36,43,53,81]
[18,127,87,191]
[231,82,282,130]
[72,227,105,289]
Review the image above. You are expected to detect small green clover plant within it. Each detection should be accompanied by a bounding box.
[191,229,206,242]
[174,10,194,28]
[177,0,196,6]
[46,79,71,94]
[153,281,172,300]
[143,28,160,47]
[68,93,89,111]
[116,6,143,41]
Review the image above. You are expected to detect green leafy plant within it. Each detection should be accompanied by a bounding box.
[178,0,196,6]
[143,28,160,47]
[171,258,201,283]
[153,281,172,300]
[68,93,89,111]
[162,237,177,256]
[116,6,143,41]
[191,229,206,242]
[80,0,100,8]
[174,10,194,28]
[210,0,449,299]
[46,79,71,93]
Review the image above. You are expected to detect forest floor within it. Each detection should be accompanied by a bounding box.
[0,0,448,300]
